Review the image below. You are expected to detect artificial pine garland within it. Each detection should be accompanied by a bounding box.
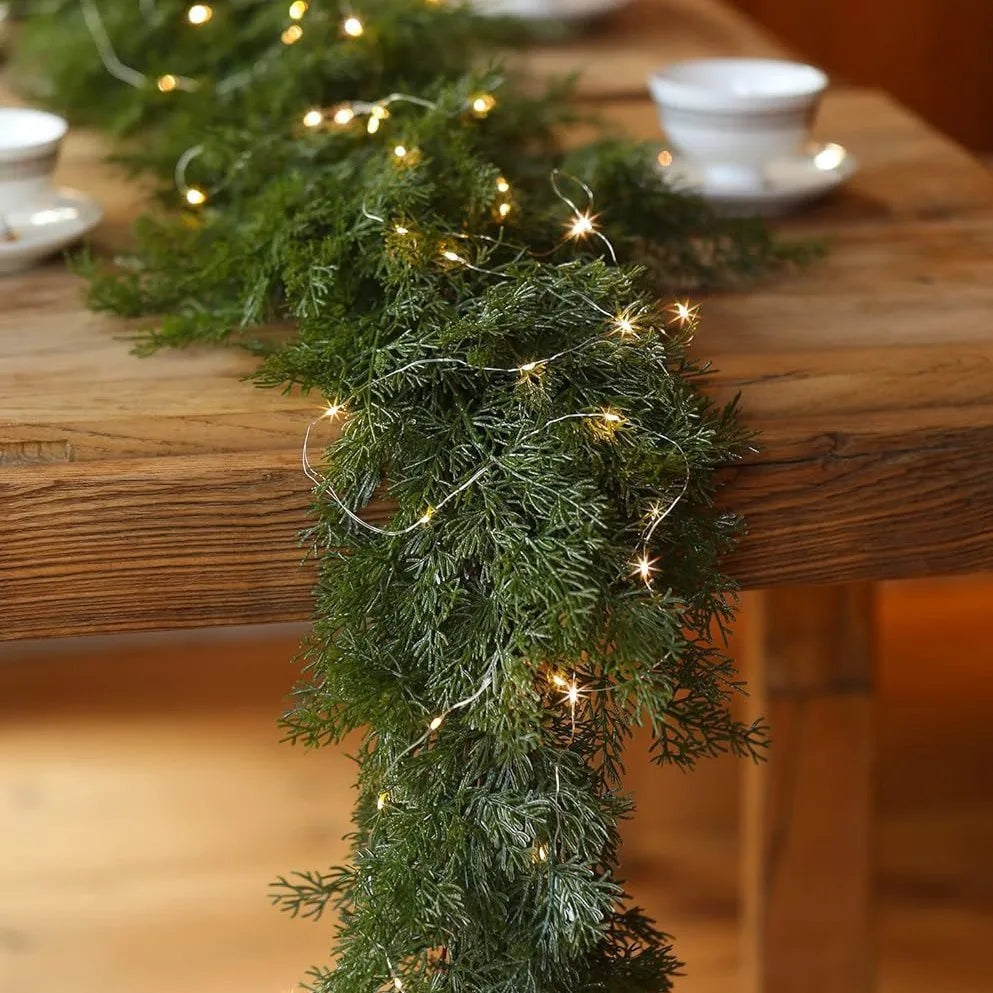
[17,2,797,990]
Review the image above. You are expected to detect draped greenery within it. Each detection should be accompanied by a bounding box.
[17,2,794,990]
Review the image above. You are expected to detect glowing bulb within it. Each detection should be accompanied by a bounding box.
[657,149,673,168]
[496,176,510,193]
[441,249,464,263]
[670,300,699,326]
[323,401,344,419]
[519,361,538,373]
[288,0,308,19]
[566,681,580,706]
[813,142,846,171]
[332,106,355,126]
[428,715,443,731]
[377,791,388,810]
[535,844,549,862]
[156,74,178,93]
[470,94,496,118]
[302,109,323,128]
[187,4,212,25]
[612,309,640,338]
[419,506,436,525]
[601,411,623,424]
[393,144,407,159]
[281,23,303,44]
[550,672,568,689]
[394,224,409,235]
[367,116,381,134]
[567,212,596,239]
[343,15,364,37]
[497,201,511,218]
[184,187,206,206]
[633,554,657,586]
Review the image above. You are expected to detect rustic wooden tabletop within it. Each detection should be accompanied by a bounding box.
[3,0,993,641]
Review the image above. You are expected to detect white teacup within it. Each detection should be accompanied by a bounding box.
[648,58,828,191]
[0,107,68,214]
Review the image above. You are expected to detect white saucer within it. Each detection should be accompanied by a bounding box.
[0,188,104,276]
[471,0,630,21]
[658,142,857,216]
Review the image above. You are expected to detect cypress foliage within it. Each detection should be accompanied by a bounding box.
[19,2,786,989]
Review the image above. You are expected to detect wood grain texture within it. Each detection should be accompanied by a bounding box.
[4,2,993,638]
[742,584,875,993]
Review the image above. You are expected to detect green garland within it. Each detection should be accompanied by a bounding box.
[17,2,795,990]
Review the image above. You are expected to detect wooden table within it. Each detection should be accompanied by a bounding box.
[3,1,993,990]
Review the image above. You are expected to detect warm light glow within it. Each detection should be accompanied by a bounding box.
[670,300,699,326]
[288,0,308,19]
[187,4,213,25]
[550,672,569,689]
[333,105,355,126]
[519,361,538,373]
[496,176,510,193]
[470,94,496,118]
[566,212,596,239]
[535,843,549,862]
[366,104,388,134]
[393,979,403,992]
[813,142,846,172]
[281,23,303,44]
[343,15,364,37]
[428,715,444,731]
[441,249,464,263]
[156,74,178,93]
[302,108,323,128]
[601,410,623,424]
[394,224,409,235]
[633,554,658,586]
[497,201,511,218]
[419,506,436,525]
[393,144,407,159]
[323,401,344,419]
[612,309,640,339]
[184,187,206,206]
[657,149,673,168]
[565,681,580,706]
[377,791,388,810]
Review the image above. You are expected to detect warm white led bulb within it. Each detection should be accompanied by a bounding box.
[288,0,308,19]
[498,201,511,218]
[428,715,443,731]
[332,106,355,126]
[187,4,213,25]
[343,15,364,37]
[281,23,303,44]
[393,144,407,159]
[302,109,323,128]
[156,74,178,93]
[568,212,595,239]
[184,187,206,206]
[496,176,510,193]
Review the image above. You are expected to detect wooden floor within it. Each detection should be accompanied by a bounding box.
[1,577,991,993]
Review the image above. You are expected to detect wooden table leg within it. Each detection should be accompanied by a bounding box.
[742,583,875,993]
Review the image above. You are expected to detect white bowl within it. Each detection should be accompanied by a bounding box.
[0,107,69,213]
[648,58,828,185]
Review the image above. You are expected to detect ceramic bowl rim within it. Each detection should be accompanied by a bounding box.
[648,58,828,115]
[0,108,69,164]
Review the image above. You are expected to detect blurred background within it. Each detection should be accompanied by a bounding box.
[729,0,993,152]
[2,578,991,993]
